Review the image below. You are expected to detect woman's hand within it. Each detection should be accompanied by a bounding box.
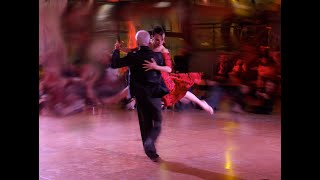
[143,58,172,73]
[114,41,122,50]
[143,58,158,71]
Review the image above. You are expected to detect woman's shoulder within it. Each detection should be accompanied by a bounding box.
[161,47,170,54]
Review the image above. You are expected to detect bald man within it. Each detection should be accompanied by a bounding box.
[111,30,168,162]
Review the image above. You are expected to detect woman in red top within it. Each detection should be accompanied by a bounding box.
[143,27,214,115]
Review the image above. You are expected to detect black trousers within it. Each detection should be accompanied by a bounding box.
[135,94,162,153]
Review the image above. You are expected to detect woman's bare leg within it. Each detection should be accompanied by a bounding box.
[184,91,214,115]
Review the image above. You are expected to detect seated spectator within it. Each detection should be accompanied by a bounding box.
[213,53,233,83]
[248,79,278,114]
[255,56,279,89]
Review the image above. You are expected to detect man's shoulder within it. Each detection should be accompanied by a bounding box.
[134,48,155,56]
[130,47,139,52]
[127,50,138,56]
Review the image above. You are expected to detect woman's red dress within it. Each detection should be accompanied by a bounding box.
[161,53,203,107]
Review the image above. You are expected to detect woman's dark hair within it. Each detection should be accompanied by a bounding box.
[152,26,165,37]
[152,26,166,46]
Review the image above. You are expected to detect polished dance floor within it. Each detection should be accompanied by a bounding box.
[39,106,281,180]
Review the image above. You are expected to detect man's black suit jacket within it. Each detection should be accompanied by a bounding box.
[110,46,166,98]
